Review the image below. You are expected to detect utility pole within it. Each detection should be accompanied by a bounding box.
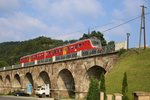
[88,28,90,36]
[127,33,130,50]
[139,5,147,49]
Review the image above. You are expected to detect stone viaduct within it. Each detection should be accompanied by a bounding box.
[0,52,118,99]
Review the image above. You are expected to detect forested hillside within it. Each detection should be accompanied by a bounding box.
[0,36,64,66]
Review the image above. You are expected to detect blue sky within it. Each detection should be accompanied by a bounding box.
[0,0,150,48]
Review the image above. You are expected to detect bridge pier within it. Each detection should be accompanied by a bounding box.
[0,87,5,94]
[75,91,88,99]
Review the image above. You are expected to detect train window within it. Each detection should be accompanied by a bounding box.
[26,57,29,60]
[70,46,74,49]
[54,50,56,54]
[79,44,81,47]
[33,55,37,58]
[38,54,40,57]
[66,47,69,50]
[47,51,51,54]
[91,39,101,47]
[93,41,99,45]
[50,51,53,55]
[55,50,59,54]
[65,47,69,50]
[75,45,78,48]
[59,49,62,52]
[52,51,54,55]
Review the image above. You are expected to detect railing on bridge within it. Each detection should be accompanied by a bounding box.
[82,46,115,56]
[37,58,53,65]
[0,45,116,71]
[5,66,12,70]
[13,64,22,68]
[56,52,78,61]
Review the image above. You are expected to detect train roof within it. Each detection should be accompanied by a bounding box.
[20,38,98,59]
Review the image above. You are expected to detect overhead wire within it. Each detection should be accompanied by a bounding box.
[101,12,150,33]
[52,12,150,39]
[67,12,150,35]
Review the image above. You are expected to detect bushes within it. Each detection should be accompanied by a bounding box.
[122,72,129,100]
[87,72,106,100]
[100,72,106,100]
[118,49,126,56]
[87,78,100,100]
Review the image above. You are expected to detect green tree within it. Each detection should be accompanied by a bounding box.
[108,41,115,51]
[108,41,115,47]
[122,72,129,100]
[100,72,106,100]
[0,60,9,67]
[81,33,90,40]
[80,31,107,46]
[87,78,100,100]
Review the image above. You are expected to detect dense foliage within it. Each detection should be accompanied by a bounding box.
[122,72,129,100]
[80,31,107,46]
[100,72,106,100]
[87,78,100,100]
[118,48,127,56]
[0,36,64,66]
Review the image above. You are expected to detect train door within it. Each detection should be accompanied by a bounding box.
[63,47,68,55]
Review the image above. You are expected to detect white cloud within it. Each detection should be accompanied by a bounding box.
[0,0,20,14]
[30,0,105,19]
[0,11,86,42]
[124,0,146,16]
[113,9,125,19]
[0,12,49,42]
[48,21,86,40]
[0,0,106,42]
[112,0,146,19]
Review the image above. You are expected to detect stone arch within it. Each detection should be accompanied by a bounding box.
[38,71,50,85]
[0,75,4,94]
[57,68,75,98]
[25,72,33,86]
[24,72,34,94]
[5,75,11,94]
[12,74,21,90]
[0,75,3,86]
[5,75,11,88]
[82,65,106,92]
[36,71,51,91]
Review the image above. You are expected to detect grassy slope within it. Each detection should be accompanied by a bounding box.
[106,48,150,99]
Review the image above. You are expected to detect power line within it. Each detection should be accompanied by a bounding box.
[70,12,150,35]
[52,12,150,39]
[101,12,150,33]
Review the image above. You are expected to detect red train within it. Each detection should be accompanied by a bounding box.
[20,38,102,64]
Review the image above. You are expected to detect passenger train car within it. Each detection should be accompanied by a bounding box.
[20,38,102,64]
